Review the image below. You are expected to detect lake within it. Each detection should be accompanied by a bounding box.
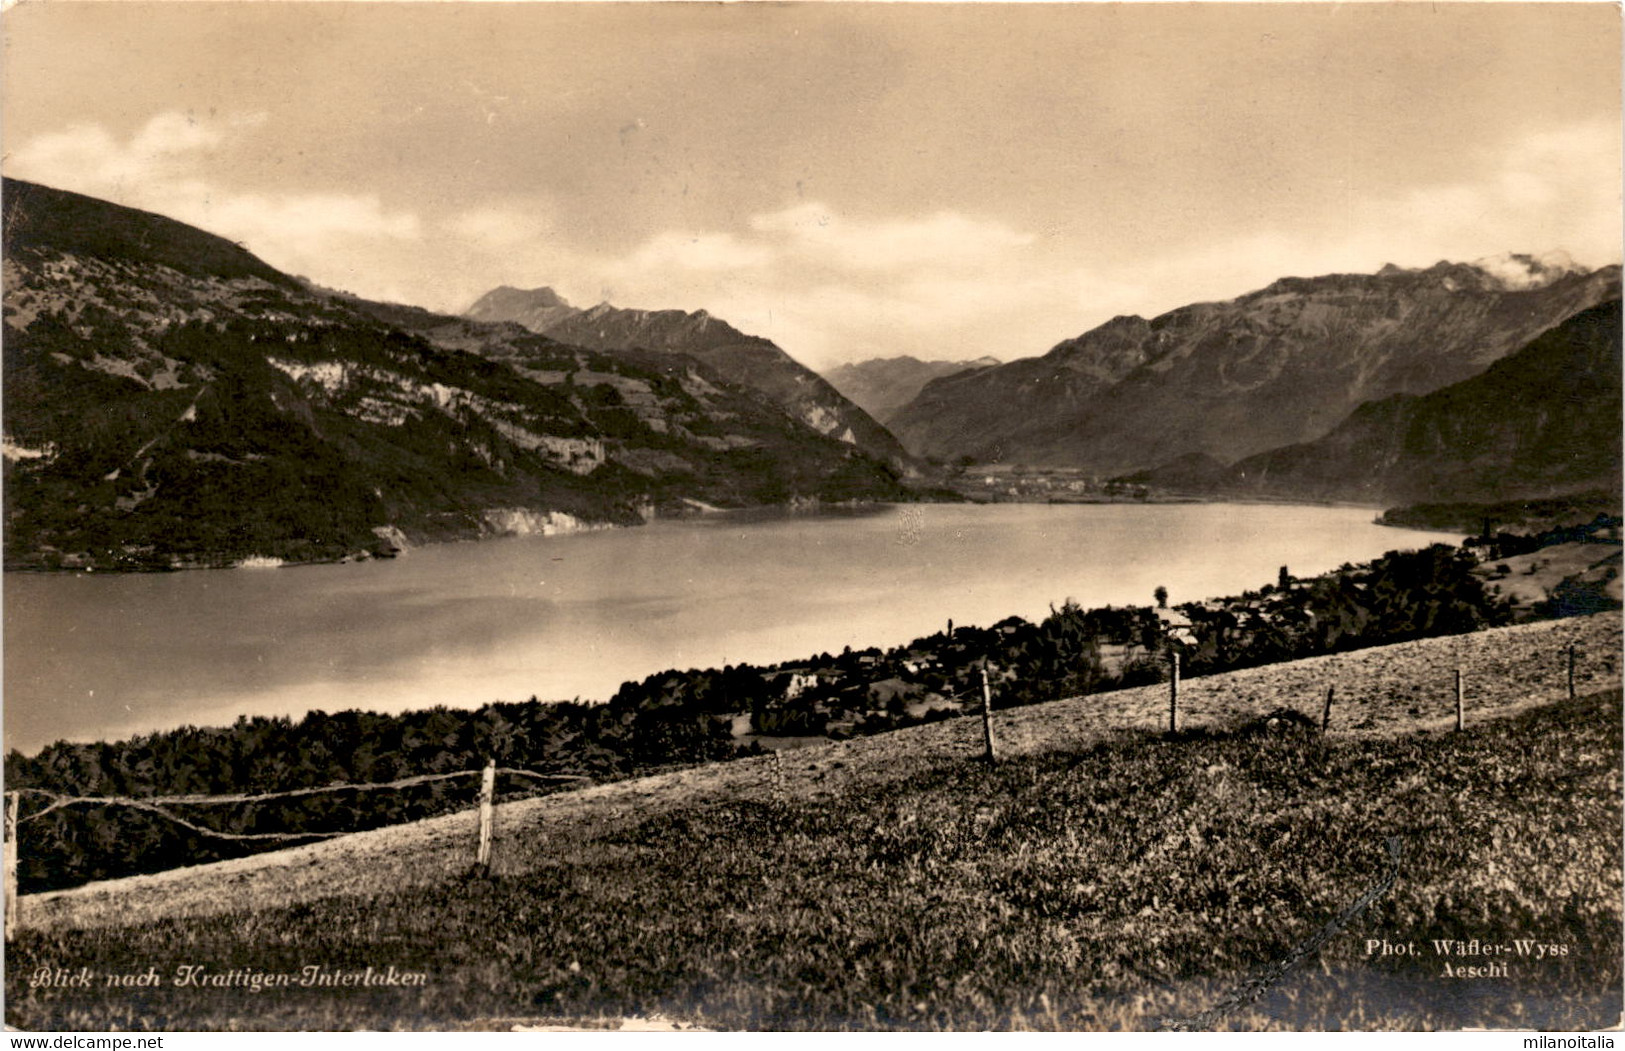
[3,502,1461,754]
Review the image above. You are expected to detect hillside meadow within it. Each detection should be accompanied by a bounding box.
[7,613,1621,1031]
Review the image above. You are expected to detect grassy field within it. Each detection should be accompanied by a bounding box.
[1476,541,1623,615]
[7,614,1621,1031]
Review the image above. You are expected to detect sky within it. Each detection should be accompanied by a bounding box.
[4,2,1620,371]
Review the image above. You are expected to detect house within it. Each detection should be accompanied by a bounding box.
[1155,607,1198,647]
[783,672,819,700]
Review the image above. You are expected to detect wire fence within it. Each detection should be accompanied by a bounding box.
[4,622,1613,938]
[13,767,588,839]
[2,764,592,936]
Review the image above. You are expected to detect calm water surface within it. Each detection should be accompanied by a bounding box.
[4,503,1460,753]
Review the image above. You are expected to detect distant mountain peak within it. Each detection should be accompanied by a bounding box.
[821,354,1011,427]
[2,182,918,570]
[888,255,1621,472]
[1366,252,1590,293]
[465,284,580,330]
[1470,250,1585,291]
[464,286,914,469]
[466,285,571,311]
[1216,298,1624,504]
[507,284,567,301]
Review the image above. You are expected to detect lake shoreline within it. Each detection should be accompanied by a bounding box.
[0,495,918,576]
[0,492,1401,576]
[17,611,1621,929]
[4,502,1465,756]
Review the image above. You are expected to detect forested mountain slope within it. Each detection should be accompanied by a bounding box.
[2,180,911,570]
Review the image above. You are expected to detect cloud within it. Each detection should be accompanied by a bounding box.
[627,230,775,272]
[444,206,557,250]
[1429,118,1621,265]
[10,123,153,189]
[698,264,1148,371]
[513,202,1071,367]
[592,200,1038,288]
[194,192,421,248]
[9,111,1614,369]
[6,111,423,288]
[11,111,236,196]
[129,110,228,157]
[1059,117,1625,324]
[749,202,1035,271]
[569,115,1620,369]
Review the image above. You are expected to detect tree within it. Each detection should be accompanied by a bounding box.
[1154,585,1168,609]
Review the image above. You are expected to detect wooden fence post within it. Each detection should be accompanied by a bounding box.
[1168,649,1181,734]
[1568,644,1577,702]
[1462,669,1475,737]
[5,792,19,940]
[1322,686,1335,732]
[476,761,496,869]
[979,664,998,764]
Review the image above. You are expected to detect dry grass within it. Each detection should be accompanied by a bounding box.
[9,678,1619,1030]
[1476,542,1623,612]
[21,612,1618,938]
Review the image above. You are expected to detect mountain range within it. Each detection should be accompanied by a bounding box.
[4,177,1619,572]
[887,255,1621,477]
[1123,299,1622,506]
[464,286,914,473]
[822,355,1002,426]
[1,180,913,570]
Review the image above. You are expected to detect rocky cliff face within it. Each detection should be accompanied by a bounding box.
[464,287,916,472]
[1221,300,1623,505]
[888,259,1622,474]
[2,180,911,570]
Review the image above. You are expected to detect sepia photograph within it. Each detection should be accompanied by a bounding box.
[1,0,1620,1034]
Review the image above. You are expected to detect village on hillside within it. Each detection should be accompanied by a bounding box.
[653,514,1624,752]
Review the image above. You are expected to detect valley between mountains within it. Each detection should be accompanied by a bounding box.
[3,173,1621,1035]
[5,4,1623,1036]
